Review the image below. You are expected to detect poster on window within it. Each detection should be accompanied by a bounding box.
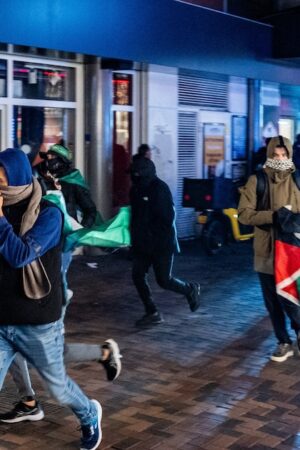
[232,115,247,160]
[203,123,225,178]
[231,162,247,181]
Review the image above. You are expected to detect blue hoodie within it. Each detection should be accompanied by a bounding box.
[0,148,32,186]
[0,148,62,268]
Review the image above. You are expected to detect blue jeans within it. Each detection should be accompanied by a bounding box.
[0,320,98,426]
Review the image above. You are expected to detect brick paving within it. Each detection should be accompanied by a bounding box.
[1,240,300,449]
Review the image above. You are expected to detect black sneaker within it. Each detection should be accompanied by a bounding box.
[0,401,44,423]
[270,343,294,362]
[101,339,122,381]
[186,282,201,312]
[135,312,164,328]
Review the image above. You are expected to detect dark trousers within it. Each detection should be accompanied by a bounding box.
[132,252,192,314]
[258,272,300,344]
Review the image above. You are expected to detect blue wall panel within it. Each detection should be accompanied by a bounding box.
[0,0,300,83]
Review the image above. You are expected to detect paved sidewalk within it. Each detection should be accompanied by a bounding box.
[0,240,300,449]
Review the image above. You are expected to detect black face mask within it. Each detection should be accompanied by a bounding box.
[42,157,71,177]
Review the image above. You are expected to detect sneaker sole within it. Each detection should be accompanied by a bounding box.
[80,400,102,450]
[105,339,122,380]
[0,410,45,423]
[270,350,294,362]
[135,318,164,327]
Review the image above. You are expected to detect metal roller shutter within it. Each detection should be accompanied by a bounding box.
[176,110,198,238]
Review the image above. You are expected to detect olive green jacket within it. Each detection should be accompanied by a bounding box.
[238,169,300,274]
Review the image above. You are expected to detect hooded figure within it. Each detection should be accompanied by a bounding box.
[0,147,64,310]
[38,144,97,228]
[0,148,105,449]
[129,156,201,327]
[238,135,300,363]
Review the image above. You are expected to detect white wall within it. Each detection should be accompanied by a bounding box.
[147,67,178,198]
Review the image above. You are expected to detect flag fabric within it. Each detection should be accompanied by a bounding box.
[275,207,300,306]
[63,206,131,252]
[43,190,131,252]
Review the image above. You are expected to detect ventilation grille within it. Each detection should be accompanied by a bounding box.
[179,71,228,109]
[176,111,198,238]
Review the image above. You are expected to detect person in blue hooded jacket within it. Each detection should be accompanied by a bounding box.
[0,148,102,450]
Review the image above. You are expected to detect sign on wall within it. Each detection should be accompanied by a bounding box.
[203,123,225,178]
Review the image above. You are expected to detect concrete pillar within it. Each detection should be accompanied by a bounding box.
[85,60,112,220]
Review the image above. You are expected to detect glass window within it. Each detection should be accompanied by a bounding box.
[13,106,75,163]
[13,45,76,60]
[0,43,8,52]
[13,61,75,101]
[0,60,6,97]
[113,73,132,106]
[112,111,132,206]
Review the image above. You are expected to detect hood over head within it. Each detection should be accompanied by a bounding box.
[266,135,293,159]
[0,148,32,186]
[131,156,156,178]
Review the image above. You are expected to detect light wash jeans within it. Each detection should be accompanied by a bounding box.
[8,251,101,401]
[0,320,97,426]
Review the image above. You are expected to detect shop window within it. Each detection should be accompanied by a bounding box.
[0,60,6,97]
[13,106,75,163]
[112,111,132,206]
[113,73,132,106]
[13,61,75,101]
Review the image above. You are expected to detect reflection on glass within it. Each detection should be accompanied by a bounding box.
[112,111,132,206]
[113,73,132,105]
[0,60,6,97]
[13,61,75,101]
[13,106,75,163]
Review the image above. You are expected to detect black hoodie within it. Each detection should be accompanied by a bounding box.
[129,157,177,255]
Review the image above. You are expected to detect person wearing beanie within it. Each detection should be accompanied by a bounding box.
[38,144,97,227]
[130,155,201,327]
[238,136,300,362]
[0,148,103,450]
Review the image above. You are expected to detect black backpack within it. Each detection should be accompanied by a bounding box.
[256,169,300,211]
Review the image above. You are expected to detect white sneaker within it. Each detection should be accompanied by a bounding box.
[270,343,294,362]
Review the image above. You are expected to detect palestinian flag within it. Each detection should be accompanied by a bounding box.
[275,207,300,306]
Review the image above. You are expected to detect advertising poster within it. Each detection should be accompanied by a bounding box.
[232,115,247,160]
[203,123,225,178]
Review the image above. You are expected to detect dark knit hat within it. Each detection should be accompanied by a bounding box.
[0,148,32,186]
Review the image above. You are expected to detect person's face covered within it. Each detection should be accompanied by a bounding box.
[41,153,70,177]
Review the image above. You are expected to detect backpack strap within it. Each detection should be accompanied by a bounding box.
[256,170,269,211]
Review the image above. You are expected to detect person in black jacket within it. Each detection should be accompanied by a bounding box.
[130,156,201,327]
[38,144,97,227]
[37,143,97,297]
